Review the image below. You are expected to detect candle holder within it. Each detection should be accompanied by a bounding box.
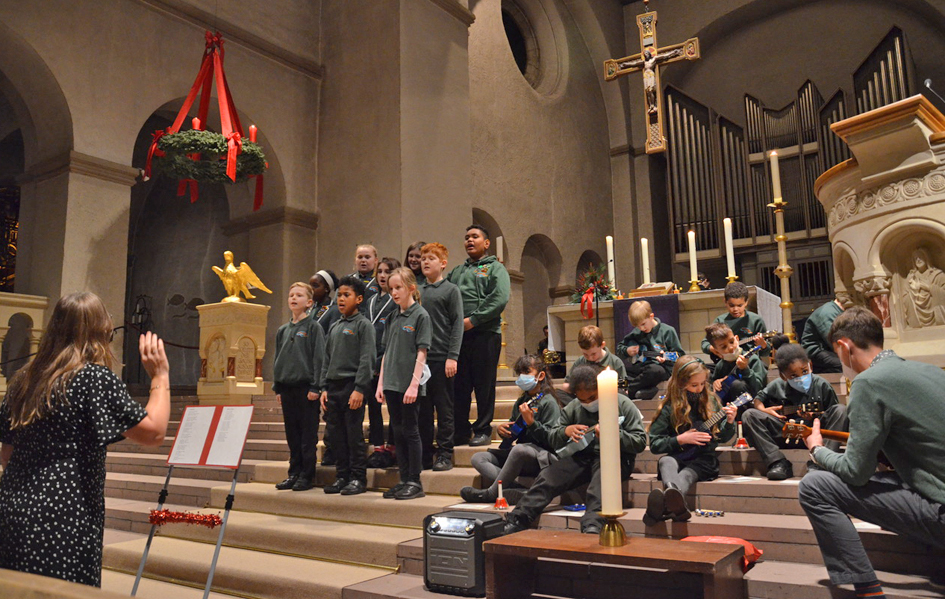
[598,512,628,547]
[725,275,739,284]
[688,280,701,293]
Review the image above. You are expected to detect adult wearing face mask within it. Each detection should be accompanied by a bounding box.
[741,343,848,481]
[799,307,945,598]
[501,364,646,536]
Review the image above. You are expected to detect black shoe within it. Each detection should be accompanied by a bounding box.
[582,524,601,535]
[502,514,528,535]
[395,482,425,500]
[340,480,367,496]
[291,478,314,491]
[469,433,492,447]
[433,455,454,471]
[275,476,298,490]
[460,486,497,503]
[383,482,406,499]
[643,488,665,527]
[324,477,348,494]
[766,459,794,481]
[664,487,691,522]
[634,387,659,400]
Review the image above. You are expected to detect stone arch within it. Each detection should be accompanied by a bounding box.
[832,241,857,304]
[575,249,603,282]
[520,234,564,353]
[471,207,507,261]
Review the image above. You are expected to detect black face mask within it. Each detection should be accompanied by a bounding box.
[686,391,702,403]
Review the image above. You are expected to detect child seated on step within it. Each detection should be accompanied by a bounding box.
[319,276,376,496]
[460,354,561,506]
[365,257,401,469]
[705,323,767,407]
[700,281,769,364]
[644,356,737,525]
[616,300,685,399]
[376,267,432,500]
[560,325,626,394]
[502,364,646,535]
[273,282,326,492]
[742,343,848,481]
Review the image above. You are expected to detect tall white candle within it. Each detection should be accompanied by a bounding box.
[605,236,615,287]
[641,238,650,285]
[597,367,621,515]
[770,151,782,202]
[496,236,504,263]
[723,218,735,278]
[687,230,698,282]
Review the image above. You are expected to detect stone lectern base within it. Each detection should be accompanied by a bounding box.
[196,301,270,405]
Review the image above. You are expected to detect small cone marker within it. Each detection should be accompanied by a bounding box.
[494,480,509,510]
[734,421,749,450]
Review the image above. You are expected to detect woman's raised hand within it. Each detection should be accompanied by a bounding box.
[139,332,169,380]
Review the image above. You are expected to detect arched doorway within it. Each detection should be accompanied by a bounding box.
[521,234,562,354]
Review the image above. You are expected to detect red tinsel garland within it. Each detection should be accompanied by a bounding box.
[149,509,223,529]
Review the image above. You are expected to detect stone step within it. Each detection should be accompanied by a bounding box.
[158,509,422,569]
[252,461,481,496]
[105,472,218,507]
[207,482,458,529]
[538,508,945,577]
[103,536,388,599]
[623,475,810,516]
[101,569,235,599]
[105,497,198,535]
[106,452,258,483]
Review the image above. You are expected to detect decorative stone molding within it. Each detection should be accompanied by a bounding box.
[426,0,476,26]
[854,275,893,327]
[827,166,945,228]
[507,269,525,283]
[222,206,319,236]
[19,151,139,187]
[549,284,572,299]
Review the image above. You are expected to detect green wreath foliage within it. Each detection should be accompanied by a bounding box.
[153,130,266,183]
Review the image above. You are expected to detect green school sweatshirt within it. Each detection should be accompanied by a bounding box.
[447,255,511,335]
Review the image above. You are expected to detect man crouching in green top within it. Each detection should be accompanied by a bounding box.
[502,364,646,536]
[799,307,945,598]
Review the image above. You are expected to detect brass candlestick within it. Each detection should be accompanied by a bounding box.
[725,275,739,284]
[767,198,796,341]
[598,512,627,547]
[688,280,701,293]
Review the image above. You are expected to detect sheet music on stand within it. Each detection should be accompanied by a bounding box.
[133,404,254,599]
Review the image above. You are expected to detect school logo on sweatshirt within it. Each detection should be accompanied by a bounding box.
[295,331,308,338]
[380,317,388,324]
[343,328,356,335]
[402,325,415,333]
[475,265,490,277]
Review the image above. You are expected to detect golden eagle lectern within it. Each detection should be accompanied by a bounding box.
[212,251,272,302]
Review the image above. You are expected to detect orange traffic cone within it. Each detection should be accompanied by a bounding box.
[734,421,750,450]
[494,480,509,510]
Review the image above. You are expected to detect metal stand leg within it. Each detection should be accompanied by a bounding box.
[203,468,240,599]
[132,466,174,596]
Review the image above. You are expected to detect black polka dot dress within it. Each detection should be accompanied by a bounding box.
[0,364,147,587]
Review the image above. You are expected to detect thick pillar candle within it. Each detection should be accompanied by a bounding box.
[723,218,735,278]
[249,124,258,143]
[770,150,782,202]
[605,236,615,287]
[687,230,698,283]
[597,367,621,515]
[641,238,650,285]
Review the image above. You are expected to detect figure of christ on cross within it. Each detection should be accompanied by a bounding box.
[604,8,700,153]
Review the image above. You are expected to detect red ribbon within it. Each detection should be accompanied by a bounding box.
[177,179,199,203]
[144,129,167,179]
[580,286,595,319]
[252,173,264,211]
[225,131,242,182]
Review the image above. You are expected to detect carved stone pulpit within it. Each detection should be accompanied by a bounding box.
[196,301,270,404]
[815,95,945,367]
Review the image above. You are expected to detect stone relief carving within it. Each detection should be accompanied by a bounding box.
[828,168,945,228]
[854,275,892,327]
[901,247,945,329]
[235,337,256,382]
[205,335,227,382]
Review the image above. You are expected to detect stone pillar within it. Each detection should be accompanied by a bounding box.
[196,302,270,405]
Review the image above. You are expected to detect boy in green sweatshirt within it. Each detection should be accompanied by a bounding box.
[700,282,769,364]
[801,298,845,374]
[616,300,685,399]
[447,225,511,447]
[705,323,767,404]
[272,282,326,492]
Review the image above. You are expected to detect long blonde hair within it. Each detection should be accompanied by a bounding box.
[390,267,421,303]
[4,292,115,429]
[648,355,719,435]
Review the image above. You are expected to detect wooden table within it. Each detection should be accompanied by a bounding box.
[483,530,745,599]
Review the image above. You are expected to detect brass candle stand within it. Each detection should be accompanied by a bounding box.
[688,280,701,293]
[599,512,628,547]
[725,275,739,284]
[768,198,796,342]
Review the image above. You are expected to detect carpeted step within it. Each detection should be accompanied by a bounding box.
[105,472,217,507]
[208,482,457,529]
[103,536,389,599]
[623,474,811,516]
[106,452,258,483]
[538,508,945,576]
[158,509,422,569]
[101,569,235,599]
[745,560,942,599]
[105,496,197,535]
[252,461,480,495]
[635,446,813,478]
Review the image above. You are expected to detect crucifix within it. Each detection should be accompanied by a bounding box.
[603,0,700,153]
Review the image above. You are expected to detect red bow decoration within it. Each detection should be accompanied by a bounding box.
[581,285,596,319]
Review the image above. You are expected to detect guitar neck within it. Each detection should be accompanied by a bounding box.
[819,429,849,443]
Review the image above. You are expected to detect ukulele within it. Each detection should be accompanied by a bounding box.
[634,347,680,364]
[782,421,893,468]
[498,392,545,451]
[716,344,765,401]
[778,402,822,419]
[676,393,753,461]
[737,330,781,348]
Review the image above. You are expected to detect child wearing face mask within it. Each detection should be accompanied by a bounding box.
[742,343,848,480]
[460,354,561,506]
[644,356,737,525]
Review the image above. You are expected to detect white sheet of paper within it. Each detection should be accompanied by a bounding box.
[545,509,585,517]
[205,406,254,468]
[446,503,494,510]
[168,406,216,465]
[853,521,881,530]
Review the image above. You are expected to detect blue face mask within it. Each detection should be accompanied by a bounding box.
[515,374,538,392]
[787,373,813,394]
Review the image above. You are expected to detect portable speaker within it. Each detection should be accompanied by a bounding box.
[423,510,506,597]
